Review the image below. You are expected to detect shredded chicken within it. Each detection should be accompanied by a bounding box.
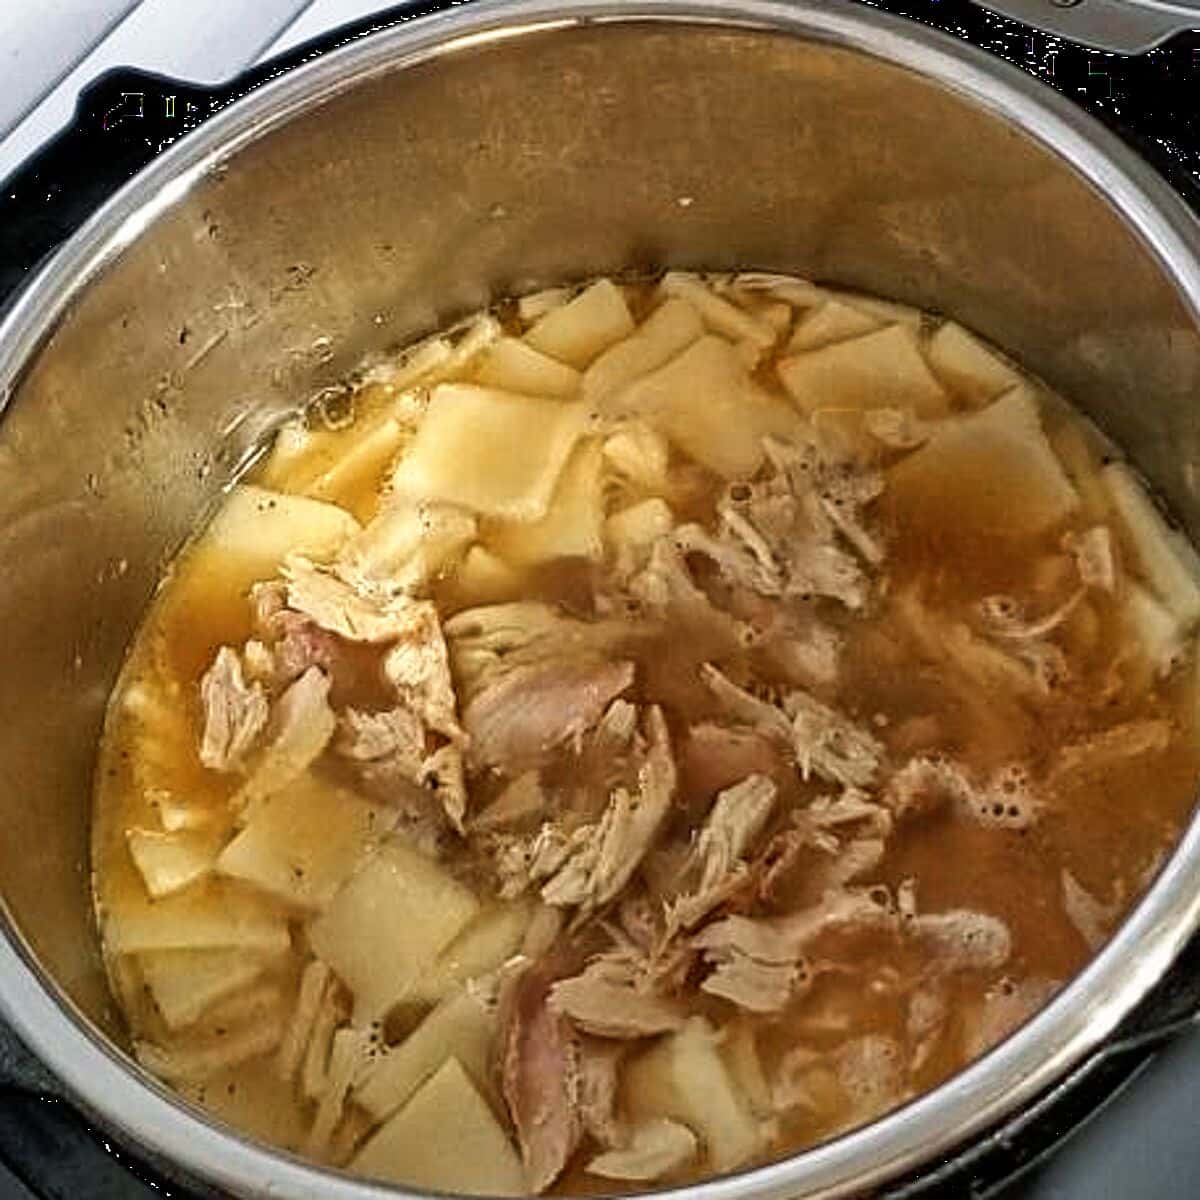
[627,537,749,644]
[668,774,777,932]
[587,1119,698,1182]
[693,915,809,1014]
[1051,719,1173,787]
[675,436,884,611]
[198,647,269,772]
[578,1038,624,1147]
[502,962,583,1193]
[282,555,418,643]
[550,957,686,1038]
[381,599,463,744]
[540,708,676,915]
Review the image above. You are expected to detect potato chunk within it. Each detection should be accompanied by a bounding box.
[777,324,948,417]
[615,336,803,479]
[410,902,533,1004]
[138,947,275,1030]
[217,774,390,911]
[584,298,703,405]
[194,485,361,585]
[355,989,496,1121]
[105,882,291,956]
[474,337,581,398]
[787,299,881,353]
[392,384,587,521]
[1102,461,1200,628]
[925,321,1020,407]
[352,1057,524,1195]
[126,829,221,899]
[624,1017,766,1172]
[524,279,634,367]
[307,841,479,1025]
[489,440,605,565]
[888,387,1078,540]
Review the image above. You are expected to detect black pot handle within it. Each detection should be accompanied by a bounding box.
[0,0,458,315]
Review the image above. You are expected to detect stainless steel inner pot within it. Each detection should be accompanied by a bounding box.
[3,1,1200,1197]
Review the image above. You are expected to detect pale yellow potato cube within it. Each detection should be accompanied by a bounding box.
[454,545,525,606]
[787,299,881,353]
[828,289,924,328]
[925,321,1021,407]
[659,272,777,361]
[606,498,676,577]
[339,500,476,593]
[104,881,291,956]
[524,278,635,367]
[139,947,274,1030]
[355,989,497,1121]
[304,412,410,514]
[602,424,672,494]
[617,336,804,479]
[489,439,605,565]
[353,1057,524,1195]
[392,384,587,521]
[583,298,703,406]
[624,1017,766,1173]
[308,841,479,1025]
[1124,580,1184,676]
[888,386,1077,540]
[217,774,391,911]
[1102,461,1200,628]
[517,286,572,325]
[777,324,949,418]
[193,485,361,586]
[136,1019,282,1085]
[474,337,581,398]
[126,829,221,899]
[409,902,533,1004]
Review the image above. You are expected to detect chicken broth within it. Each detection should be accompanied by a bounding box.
[93,272,1200,1194]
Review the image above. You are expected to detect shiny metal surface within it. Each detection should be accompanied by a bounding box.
[2,1,1200,1196]
[975,0,1200,53]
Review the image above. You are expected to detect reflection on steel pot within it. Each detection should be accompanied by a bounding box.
[1,2,1200,1198]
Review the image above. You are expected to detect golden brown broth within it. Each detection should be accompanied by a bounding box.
[92,279,1200,1191]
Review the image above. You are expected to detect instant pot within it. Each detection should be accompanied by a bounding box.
[4,1,1200,1197]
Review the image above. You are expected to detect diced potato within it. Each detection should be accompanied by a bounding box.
[777,324,949,418]
[583,299,704,406]
[352,1057,524,1196]
[150,789,227,834]
[339,500,476,592]
[307,1027,365,1157]
[454,545,525,606]
[616,336,804,479]
[603,424,672,495]
[355,989,497,1121]
[517,286,572,324]
[524,279,635,367]
[217,774,391,911]
[1102,461,1200,629]
[723,272,826,309]
[278,960,332,1082]
[888,387,1078,539]
[392,384,587,521]
[474,337,581,398]
[787,299,881,353]
[257,419,344,496]
[489,439,605,565]
[1125,580,1185,675]
[303,977,345,1101]
[304,412,411,517]
[386,316,502,391]
[624,1017,766,1172]
[721,1020,773,1116]
[924,321,1021,407]
[308,841,479,1025]
[138,947,274,1031]
[659,272,777,362]
[828,289,923,328]
[126,829,221,899]
[409,902,533,1004]
[104,882,291,956]
[136,1019,283,1085]
[1048,419,1112,520]
[192,485,360,586]
[606,498,675,577]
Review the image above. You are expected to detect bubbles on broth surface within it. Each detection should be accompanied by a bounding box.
[92,272,1200,1194]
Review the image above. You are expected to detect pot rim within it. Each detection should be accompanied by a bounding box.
[2,3,1200,1198]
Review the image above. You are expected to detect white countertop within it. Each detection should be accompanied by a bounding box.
[0,0,401,181]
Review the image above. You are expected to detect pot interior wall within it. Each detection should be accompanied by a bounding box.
[1,17,1197,1041]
